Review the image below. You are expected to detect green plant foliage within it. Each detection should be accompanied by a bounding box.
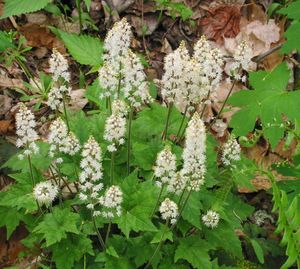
[34,207,80,246]
[54,29,103,67]
[1,0,51,19]
[278,0,300,20]
[281,21,300,53]
[50,234,94,269]
[116,172,158,238]
[175,236,213,268]
[228,62,300,148]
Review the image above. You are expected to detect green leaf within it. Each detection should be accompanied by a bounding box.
[228,62,299,148]
[181,192,202,229]
[281,21,300,54]
[0,173,37,212]
[34,207,79,246]
[175,236,213,269]
[0,207,22,239]
[204,222,243,259]
[278,0,300,20]
[250,239,265,264]
[1,0,51,19]
[54,29,103,66]
[51,234,93,269]
[132,139,163,171]
[0,31,15,52]
[151,225,173,243]
[116,172,157,237]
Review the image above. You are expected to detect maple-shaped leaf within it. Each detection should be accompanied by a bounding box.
[116,172,157,238]
[50,234,93,269]
[34,207,80,246]
[228,62,300,148]
[174,236,213,269]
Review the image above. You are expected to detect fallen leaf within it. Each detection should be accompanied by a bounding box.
[69,89,88,111]
[200,4,241,44]
[0,120,14,135]
[20,23,65,52]
[0,94,12,115]
[0,75,26,91]
[131,14,159,36]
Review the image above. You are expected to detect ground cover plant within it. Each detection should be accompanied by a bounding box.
[0,0,299,268]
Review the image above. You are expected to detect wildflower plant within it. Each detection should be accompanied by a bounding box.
[1,14,300,269]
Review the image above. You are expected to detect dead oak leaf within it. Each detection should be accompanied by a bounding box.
[199,5,241,44]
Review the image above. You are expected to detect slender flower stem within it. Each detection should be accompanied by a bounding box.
[209,67,241,128]
[175,105,188,143]
[72,156,80,192]
[92,216,106,250]
[178,113,193,144]
[171,189,192,231]
[62,95,70,132]
[110,151,115,185]
[127,108,133,176]
[117,62,122,99]
[200,90,211,119]
[27,155,35,186]
[76,0,83,34]
[144,220,169,269]
[150,184,165,218]
[105,222,112,245]
[162,103,173,141]
[15,57,42,92]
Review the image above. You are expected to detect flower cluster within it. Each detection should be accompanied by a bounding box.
[15,104,39,159]
[123,49,152,108]
[193,36,223,91]
[99,18,131,100]
[202,210,220,228]
[33,181,59,206]
[159,198,179,224]
[49,48,70,82]
[79,136,123,217]
[154,147,176,187]
[48,118,80,158]
[181,112,206,191]
[161,37,224,112]
[47,85,71,111]
[161,41,190,104]
[104,111,126,152]
[99,19,151,108]
[99,185,123,218]
[103,18,132,60]
[221,136,241,166]
[167,172,187,194]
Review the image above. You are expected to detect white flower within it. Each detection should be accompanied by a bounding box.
[49,48,70,82]
[60,132,81,156]
[231,40,252,78]
[202,210,220,228]
[48,118,68,155]
[15,103,39,150]
[161,41,190,104]
[33,181,58,205]
[104,112,126,152]
[112,100,128,117]
[99,185,123,218]
[122,49,152,108]
[80,136,103,183]
[79,136,104,212]
[167,172,187,194]
[103,18,132,60]
[221,136,241,166]
[181,112,206,191]
[98,60,121,99]
[47,85,71,111]
[193,36,224,92]
[154,147,176,185]
[159,198,179,224]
